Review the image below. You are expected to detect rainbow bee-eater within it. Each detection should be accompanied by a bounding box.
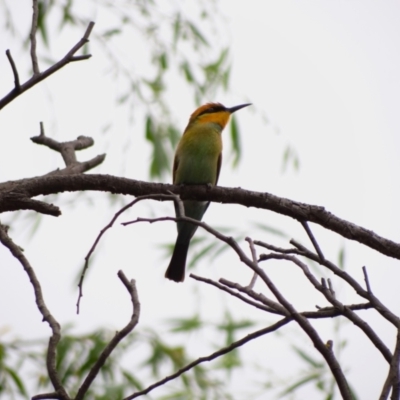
[165,102,251,282]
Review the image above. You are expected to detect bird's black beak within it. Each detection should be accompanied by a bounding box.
[227,103,252,114]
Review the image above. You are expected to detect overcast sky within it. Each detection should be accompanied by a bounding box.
[1,1,399,398]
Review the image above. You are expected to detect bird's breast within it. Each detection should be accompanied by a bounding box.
[175,123,222,185]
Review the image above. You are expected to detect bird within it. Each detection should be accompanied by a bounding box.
[165,102,251,282]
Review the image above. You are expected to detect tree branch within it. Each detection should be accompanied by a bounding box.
[300,220,325,261]
[5,49,20,89]
[192,274,373,319]
[76,194,176,314]
[0,223,69,399]
[288,240,400,327]
[1,174,399,261]
[30,0,40,75]
[75,270,140,400]
[124,318,290,399]
[260,252,393,363]
[129,215,353,398]
[31,123,106,175]
[0,21,94,110]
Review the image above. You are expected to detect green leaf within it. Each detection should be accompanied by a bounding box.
[4,366,27,395]
[103,28,122,39]
[121,370,144,390]
[291,345,324,369]
[187,21,208,46]
[338,245,345,269]
[252,221,290,239]
[168,315,203,333]
[37,0,49,47]
[181,61,195,83]
[230,115,241,166]
[159,52,168,70]
[173,13,181,45]
[278,372,321,397]
[281,145,300,173]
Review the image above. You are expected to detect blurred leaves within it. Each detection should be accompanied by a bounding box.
[281,145,300,173]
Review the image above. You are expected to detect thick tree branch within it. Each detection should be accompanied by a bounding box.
[1,174,398,261]
[0,21,94,110]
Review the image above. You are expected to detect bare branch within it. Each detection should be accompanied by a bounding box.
[254,240,303,255]
[75,271,140,400]
[32,393,61,400]
[0,192,60,216]
[245,237,259,288]
[193,274,373,319]
[390,329,400,399]
[2,175,399,261]
[77,194,176,313]
[30,0,40,75]
[127,215,352,398]
[0,223,69,399]
[363,266,372,293]
[124,318,290,399]
[190,274,282,314]
[31,125,106,175]
[261,252,393,363]
[300,220,325,261]
[5,49,20,89]
[0,21,95,110]
[218,277,288,315]
[290,239,400,327]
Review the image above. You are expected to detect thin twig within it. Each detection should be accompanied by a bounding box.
[124,318,290,399]
[380,328,400,400]
[327,278,335,298]
[362,266,372,293]
[192,274,372,319]
[30,0,40,75]
[190,274,282,314]
[301,220,325,261]
[290,239,400,327]
[0,223,69,399]
[5,49,20,89]
[76,194,177,313]
[218,277,288,315]
[127,215,353,399]
[75,271,140,400]
[261,252,393,363]
[254,240,304,255]
[245,237,259,288]
[0,21,95,110]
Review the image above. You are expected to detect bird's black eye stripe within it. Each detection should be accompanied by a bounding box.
[199,105,226,116]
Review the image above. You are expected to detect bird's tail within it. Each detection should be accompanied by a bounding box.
[165,241,190,282]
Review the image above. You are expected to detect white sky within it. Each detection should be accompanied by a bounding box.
[1,1,400,398]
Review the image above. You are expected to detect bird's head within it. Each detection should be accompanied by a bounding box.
[187,102,251,130]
